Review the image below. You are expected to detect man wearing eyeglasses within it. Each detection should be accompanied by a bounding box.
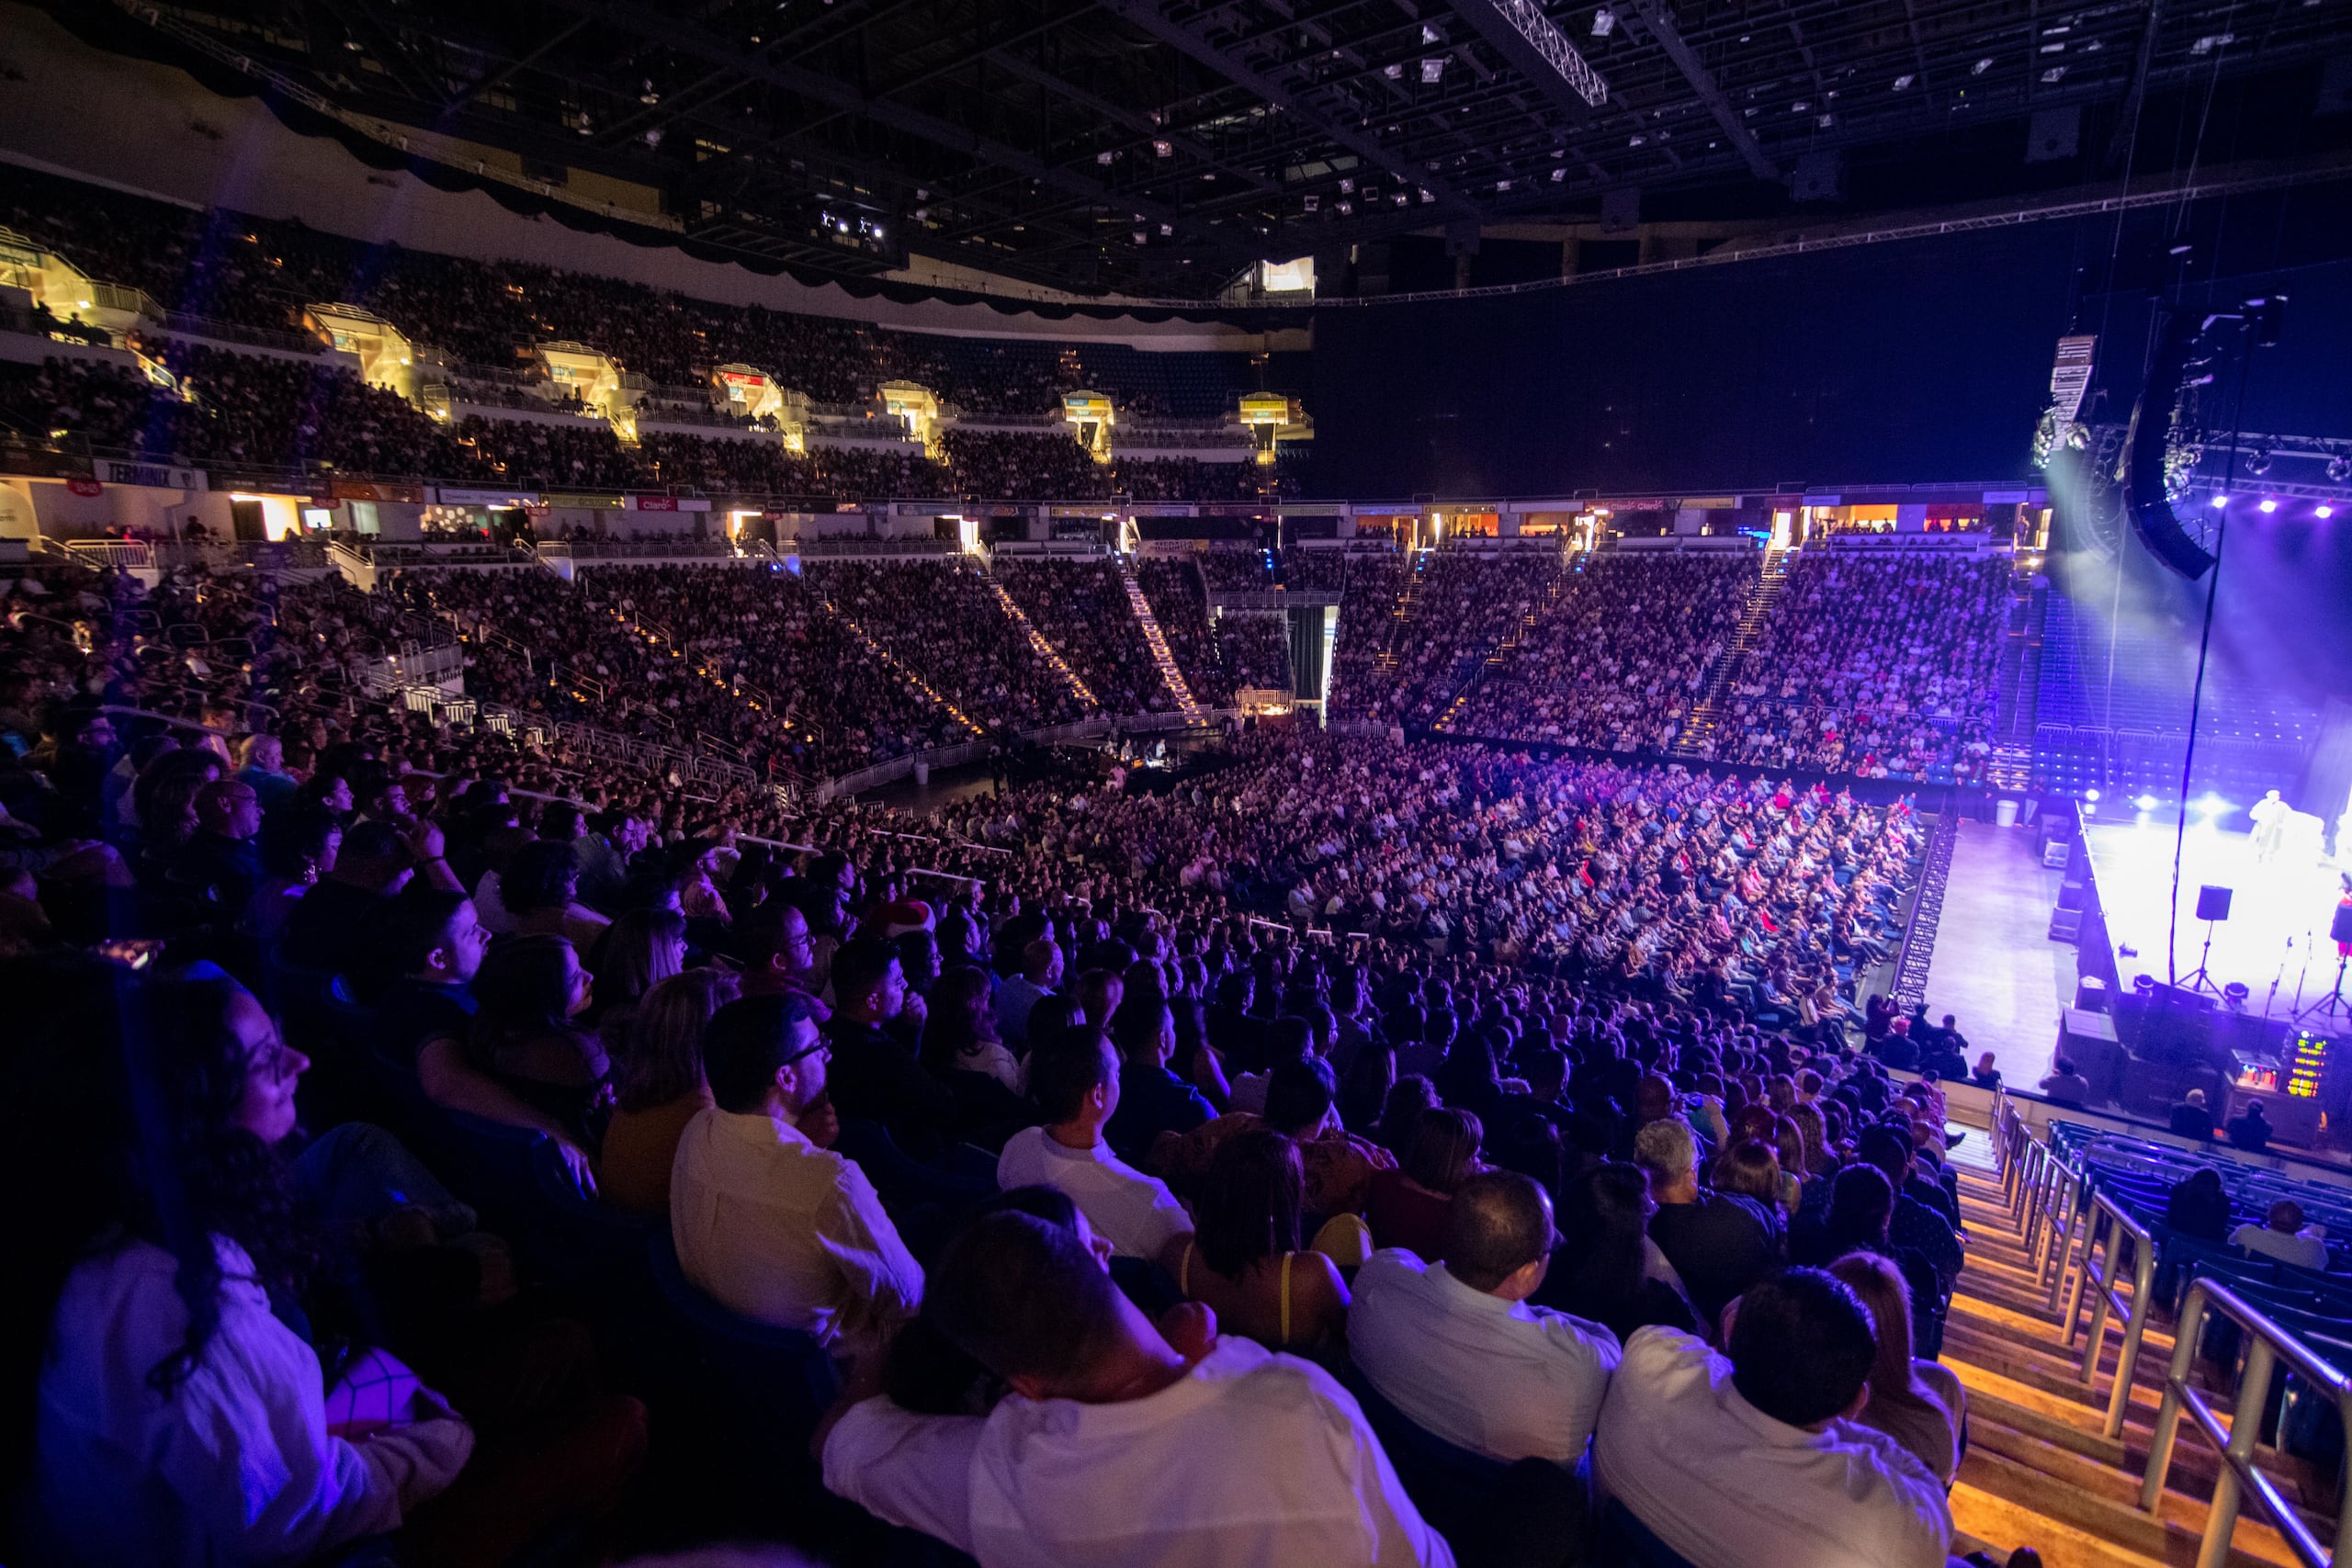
[671,993,922,1367]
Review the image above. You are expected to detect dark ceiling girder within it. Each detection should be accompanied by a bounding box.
[1442,0,1602,126]
[441,14,594,113]
[984,49,1284,196]
[320,0,446,104]
[793,10,1085,143]
[529,0,1195,231]
[1624,2,1777,182]
[1087,0,1486,220]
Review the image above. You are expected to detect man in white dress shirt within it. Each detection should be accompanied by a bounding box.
[822,1210,1453,1567]
[996,1028,1193,1260]
[1593,1267,1952,1568]
[670,994,923,1364]
[1350,1170,1622,1468]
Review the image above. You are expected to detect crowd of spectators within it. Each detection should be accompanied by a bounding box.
[0,557,2004,1562]
[1719,556,2007,782]
[0,611,1984,1568]
[994,558,1174,716]
[1133,558,1234,708]
[0,349,476,479]
[1199,547,1277,591]
[1218,614,1292,694]
[1323,551,1412,722]
[804,560,1089,732]
[4,342,1272,503]
[1450,553,1756,753]
[1326,550,1563,728]
[5,164,1273,420]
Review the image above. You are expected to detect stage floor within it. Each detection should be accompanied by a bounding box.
[2083,820,2351,1023]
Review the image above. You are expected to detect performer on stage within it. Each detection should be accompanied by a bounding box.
[2251,789,2293,864]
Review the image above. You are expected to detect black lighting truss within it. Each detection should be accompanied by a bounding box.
[70,0,2352,300]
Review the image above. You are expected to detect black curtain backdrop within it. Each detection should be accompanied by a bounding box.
[1310,178,2352,500]
[1310,224,2082,497]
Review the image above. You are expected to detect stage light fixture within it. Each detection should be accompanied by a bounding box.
[2259,498,2278,513]
[2084,788,2102,803]
[2134,794,2161,812]
[2193,792,2233,818]
[2209,494,2229,507]
[2320,505,2337,518]
[2328,456,2352,483]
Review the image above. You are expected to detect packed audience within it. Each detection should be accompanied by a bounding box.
[1328,550,1565,728]
[994,558,1174,716]
[4,342,1276,504]
[1450,552,1756,753]
[5,163,1278,420]
[0,348,474,479]
[803,559,1089,731]
[1720,556,2007,781]
[1218,613,1293,694]
[398,564,978,779]
[1324,550,1413,723]
[0,545,2014,1565]
[1133,558,1235,707]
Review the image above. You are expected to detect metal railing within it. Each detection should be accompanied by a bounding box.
[2141,1277,2352,1568]
[60,538,156,570]
[2059,1188,2159,1438]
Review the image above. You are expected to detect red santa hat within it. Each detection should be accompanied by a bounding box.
[877,898,934,939]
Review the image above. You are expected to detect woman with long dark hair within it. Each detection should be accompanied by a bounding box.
[1160,1129,1349,1351]
[1535,1161,1701,1345]
[1827,1251,1967,1486]
[464,934,608,1145]
[5,961,476,1563]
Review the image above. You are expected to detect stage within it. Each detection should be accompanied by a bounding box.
[2081,818,2352,1025]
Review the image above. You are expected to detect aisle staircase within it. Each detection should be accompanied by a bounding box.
[1371,565,1422,683]
[1671,546,1787,758]
[982,576,1099,709]
[1431,576,1561,733]
[1941,1134,2308,1568]
[1117,558,1202,718]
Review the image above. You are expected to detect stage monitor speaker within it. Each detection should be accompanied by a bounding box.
[2122,310,2218,581]
[2332,904,2352,947]
[2197,885,2234,921]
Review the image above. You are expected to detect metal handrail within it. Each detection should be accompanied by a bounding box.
[2061,1188,2159,1438]
[2140,1277,2352,1568]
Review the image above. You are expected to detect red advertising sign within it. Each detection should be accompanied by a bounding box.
[66,479,104,498]
[630,494,680,512]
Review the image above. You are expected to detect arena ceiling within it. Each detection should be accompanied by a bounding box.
[63,0,2352,299]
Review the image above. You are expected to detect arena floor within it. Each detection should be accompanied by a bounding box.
[1922,818,2077,1088]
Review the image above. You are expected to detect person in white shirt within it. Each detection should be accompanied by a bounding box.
[1593,1268,1953,1568]
[823,1209,1454,1567]
[993,936,1061,1046]
[2233,1200,2332,1271]
[997,1027,1193,1260]
[1351,1170,1622,1470]
[671,993,924,1363]
[24,972,478,1568]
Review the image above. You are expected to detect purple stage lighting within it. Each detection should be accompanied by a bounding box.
[2259,498,2278,513]
[2210,494,2229,507]
[2321,504,2337,518]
